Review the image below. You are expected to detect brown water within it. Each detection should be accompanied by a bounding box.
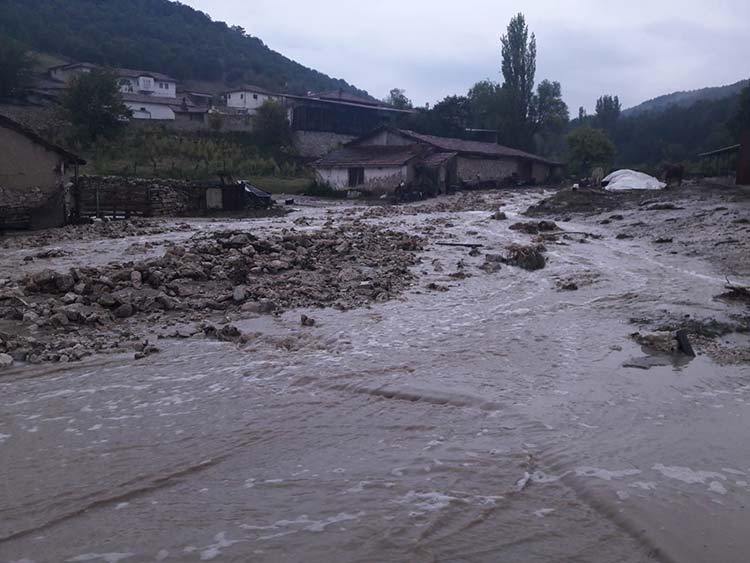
[2,193,749,562]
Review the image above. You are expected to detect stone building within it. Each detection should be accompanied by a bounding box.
[313,127,563,194]
[0,115,85,229]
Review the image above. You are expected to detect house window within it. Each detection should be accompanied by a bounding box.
[141,77,153,89]
[240,93,244,100]
[348,167,364,187]
[253,94,258,100]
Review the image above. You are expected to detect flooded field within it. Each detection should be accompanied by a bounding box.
[1,185,749,562]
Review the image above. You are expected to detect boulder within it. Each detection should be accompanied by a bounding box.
[0,353,13,368]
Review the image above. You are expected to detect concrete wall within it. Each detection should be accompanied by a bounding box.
[226,91,281,111]
[531,162,552,183]
[316,165,409,194]
[127,102,176,120]
[0,127,64,189]
[0,126,71,228]
[456,156,518,182]
[293,131,356,158]
[316,168,349,189]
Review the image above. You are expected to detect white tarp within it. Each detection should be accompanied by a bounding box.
[603,169,666,191]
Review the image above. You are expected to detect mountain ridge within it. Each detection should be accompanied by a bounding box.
[623,79,749,117]
[0,0,370,98]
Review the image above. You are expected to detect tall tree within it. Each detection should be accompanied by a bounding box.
[531,80,569,157]
[62,68,131,145]
[731,86,750,139]
[595,95,622,133]
[467,80,502,129]
[0,37,35,98]
[384,88,413,110]
[498,13,536,149]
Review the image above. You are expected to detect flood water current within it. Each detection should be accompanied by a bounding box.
[2,192,749,562]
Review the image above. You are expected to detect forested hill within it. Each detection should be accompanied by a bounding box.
[0,0,369,97]
[623,79,749,117]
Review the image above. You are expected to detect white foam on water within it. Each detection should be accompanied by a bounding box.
[66,554,134,563]
[575,467,642,481]
[652,464,726,484]
[114,503,129,510]
[534,508,555,517]
[199,532,241,561]
[630,481,658,491]
[155,550,169,561]
[709,481,728,495]
[0,433,11,444]
[398,491,458,512]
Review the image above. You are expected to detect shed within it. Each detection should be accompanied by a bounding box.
[0,114,85,229]
[314,144,427,194]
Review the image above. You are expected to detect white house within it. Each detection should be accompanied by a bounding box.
[116,68,177,99]
[225,85,282,112]
[48,62,99,83]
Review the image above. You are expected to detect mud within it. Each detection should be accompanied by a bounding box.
[1,182,750,563]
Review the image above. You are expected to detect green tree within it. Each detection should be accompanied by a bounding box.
[0,37,35,98]
[731,86,750,139]
[62,68,131,145]
[531,80,569,156]
[467,80,502,129]
[384,88,413,109]
[253,100,290,147]
[595,94,622,134]
[567,127,616,176]
[498,13,536,149]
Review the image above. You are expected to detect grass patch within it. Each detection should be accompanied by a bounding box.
[302,182,348,199]
[246,176,314,194]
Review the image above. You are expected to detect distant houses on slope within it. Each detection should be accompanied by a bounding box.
[32,62,412,157]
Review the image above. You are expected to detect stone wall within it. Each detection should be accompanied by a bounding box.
[292,131,356,158]
[76,176,207,217]
[456,156,518,183]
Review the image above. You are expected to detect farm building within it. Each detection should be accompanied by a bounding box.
[313,127,563,194]
[0,114,85,229]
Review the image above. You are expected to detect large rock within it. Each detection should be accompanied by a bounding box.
[0,353,13,369]
[114,303,134,318]
[504,244,546,271]
[233,285,248,303]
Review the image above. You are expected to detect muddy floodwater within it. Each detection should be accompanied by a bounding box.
[2,187,750,562]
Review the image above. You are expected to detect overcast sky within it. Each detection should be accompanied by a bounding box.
[182,0,749,112]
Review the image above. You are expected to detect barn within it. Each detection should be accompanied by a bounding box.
[313,126,563,194]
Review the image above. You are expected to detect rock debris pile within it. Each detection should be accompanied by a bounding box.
[0,225,424,364]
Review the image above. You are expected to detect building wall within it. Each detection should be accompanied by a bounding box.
[316,165,408,194]
[531,162,552,183]
[120,77,176,99]
[456,156,518,182]
[226,91,280,111]
[50,66,91,83]
[0,127,63,189]
[0,126,70,228]
[292,131,356,158]
[126,102,176,120]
